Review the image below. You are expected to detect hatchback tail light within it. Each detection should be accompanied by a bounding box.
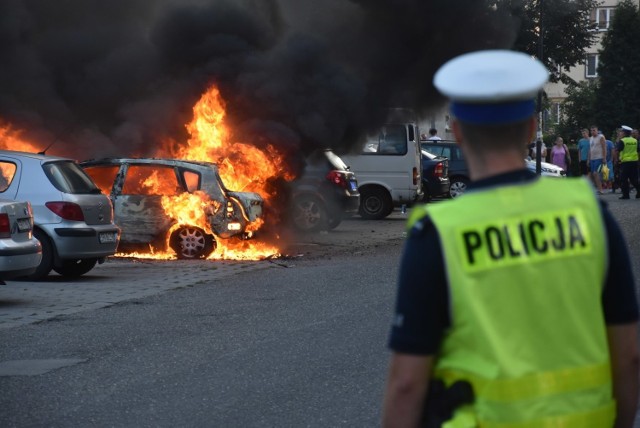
[433,162,444,178]
[0,213,10,238]
[45,202,85,221]
[326,170,349,189]
[413,167,419,185]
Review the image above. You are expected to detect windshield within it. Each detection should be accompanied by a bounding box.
[43,161,102,194]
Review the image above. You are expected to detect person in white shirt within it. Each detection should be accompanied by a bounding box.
[427,128,442,141]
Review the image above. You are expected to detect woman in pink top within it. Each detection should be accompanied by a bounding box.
[550,136,571,171]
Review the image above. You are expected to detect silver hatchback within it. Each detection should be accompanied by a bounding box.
[0,199,42,280]
[0,150,120,279]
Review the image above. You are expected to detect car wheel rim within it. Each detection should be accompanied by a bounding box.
[450,181,467,198]
[177,227,206,258]
[295,200,321,229]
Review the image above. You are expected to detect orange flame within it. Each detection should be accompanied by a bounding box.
[0,121,40,153]
[147,85,293,260]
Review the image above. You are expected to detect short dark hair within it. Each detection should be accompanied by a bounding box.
[429,128,438,135]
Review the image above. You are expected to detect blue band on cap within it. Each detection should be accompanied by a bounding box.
[451,99,535,124]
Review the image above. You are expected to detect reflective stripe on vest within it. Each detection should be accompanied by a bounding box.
[412,177,613,427]
[620,137,639,162]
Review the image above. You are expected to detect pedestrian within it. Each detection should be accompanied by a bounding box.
[616,125,639,199]
[589,126,607,194]
[549,136,571,172]
[577,128,590,176]
[382,50,639,428]
[427,128,442,141]
[605,137,615,191]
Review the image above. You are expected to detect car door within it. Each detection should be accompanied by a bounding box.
[114,163,179,244]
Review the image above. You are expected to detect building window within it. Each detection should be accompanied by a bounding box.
[548,102,561,125]
[591,7,615,31]
[586,54,599,78]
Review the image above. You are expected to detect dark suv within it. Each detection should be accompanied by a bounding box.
[290,150,360,232]
[421,140,469,198]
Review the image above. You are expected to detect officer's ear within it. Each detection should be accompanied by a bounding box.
[526,115,538,142]
[451,119,463,143]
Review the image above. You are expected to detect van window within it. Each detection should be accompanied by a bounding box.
[362,125,407,155]
[0,161,16,192]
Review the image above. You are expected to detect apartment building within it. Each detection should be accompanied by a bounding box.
[544,0,634,129]
[422,0,638,138]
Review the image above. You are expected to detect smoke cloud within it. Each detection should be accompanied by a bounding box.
[0,0,517,160]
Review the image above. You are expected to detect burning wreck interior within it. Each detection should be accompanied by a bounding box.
[0,0,517,261]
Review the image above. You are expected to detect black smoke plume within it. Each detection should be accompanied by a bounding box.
[0,0,517,160]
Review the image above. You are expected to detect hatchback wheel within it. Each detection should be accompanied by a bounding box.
[53,258,98,278]
[449,178,469,198]
[293,196,327,232]
[359,187,393,220]
[169,226,215,259]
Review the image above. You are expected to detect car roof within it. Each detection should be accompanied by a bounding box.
[0,149,73,162]
[80,157,219,169]
[420,139,458,145]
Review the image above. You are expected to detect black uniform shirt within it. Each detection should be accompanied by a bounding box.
[388,169,640,355]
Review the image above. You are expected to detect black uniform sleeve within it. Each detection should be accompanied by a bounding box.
[387,217,449,355]
[600,202,639,324]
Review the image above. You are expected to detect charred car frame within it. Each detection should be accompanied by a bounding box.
[80,158,264,259]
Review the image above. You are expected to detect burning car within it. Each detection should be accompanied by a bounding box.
[80,158,264,259]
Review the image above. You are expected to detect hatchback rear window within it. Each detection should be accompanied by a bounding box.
[0,161,17,192]
[43,161,102,194]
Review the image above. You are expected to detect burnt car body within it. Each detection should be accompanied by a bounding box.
[290,150,360,232]
[80,158,263,259]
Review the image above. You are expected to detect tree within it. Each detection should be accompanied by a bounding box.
[556,80,599,139]
[494,0,599,83]
[595,0,640,135]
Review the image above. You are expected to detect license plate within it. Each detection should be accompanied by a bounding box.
[17,218,31,232]
[350,181,358,191]
[99,232,117,244]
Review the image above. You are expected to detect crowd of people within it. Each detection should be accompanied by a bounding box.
[539,126,640,198]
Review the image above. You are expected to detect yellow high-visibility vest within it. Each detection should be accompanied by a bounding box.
[410,177,614,427]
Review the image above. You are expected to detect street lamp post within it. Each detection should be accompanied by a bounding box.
[535,0,544,175]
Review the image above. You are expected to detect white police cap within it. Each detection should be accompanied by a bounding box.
[621,125,632,131]
[434,50,549,124]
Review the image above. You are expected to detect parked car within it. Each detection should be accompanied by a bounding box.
[80,158,264,259]
[290,150,360,232]
[0,150,120,279]
[421,150,450,201]
[421,140,566,198]
[0,199,42,280]
[420,140,469,198]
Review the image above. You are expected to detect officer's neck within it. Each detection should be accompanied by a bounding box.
[464,149,527,182]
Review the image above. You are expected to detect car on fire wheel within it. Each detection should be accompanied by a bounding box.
[169,226,215,259]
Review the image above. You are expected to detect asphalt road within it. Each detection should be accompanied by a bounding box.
[0,190,638,427]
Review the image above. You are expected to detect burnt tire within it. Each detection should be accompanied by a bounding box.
[23,229,53,280]
[53,258,98,278]
[359,187,393,220]
[293,195,328,232]
[169,226,215,259]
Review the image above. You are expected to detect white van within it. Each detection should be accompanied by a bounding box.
[339,113,423,219]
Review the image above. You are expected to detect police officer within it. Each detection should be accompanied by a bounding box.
[616,125,639,199]
[382,50,639,428]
